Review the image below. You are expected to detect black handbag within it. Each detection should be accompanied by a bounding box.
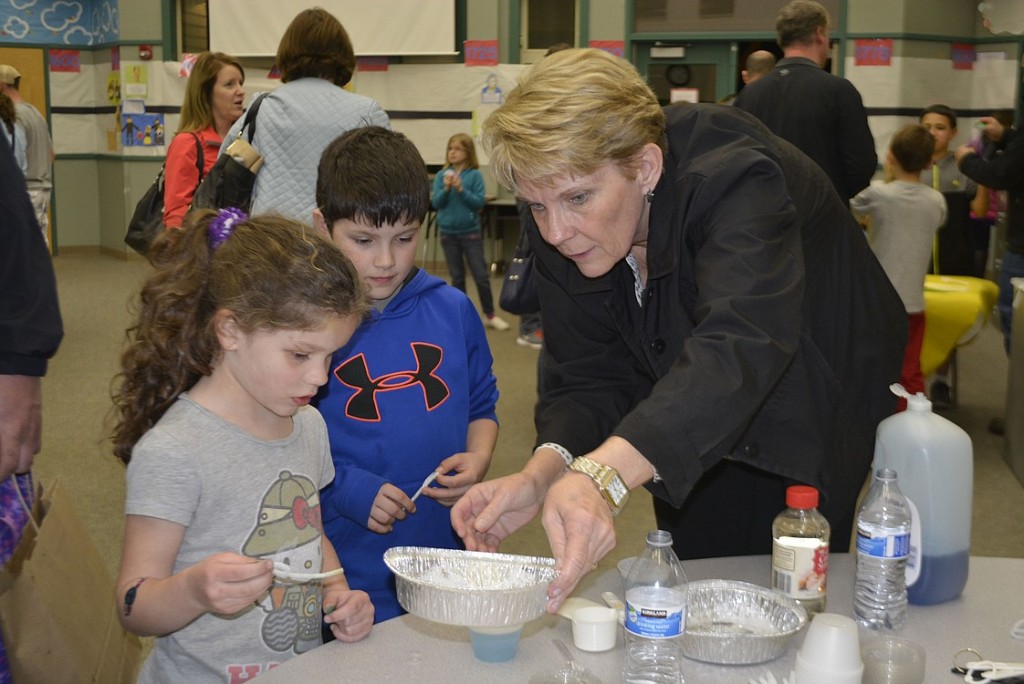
[124,133,203,256]
[191,93,267,213]
[499,224,540,315]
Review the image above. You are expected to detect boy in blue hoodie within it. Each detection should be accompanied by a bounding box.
[313,127,499,622]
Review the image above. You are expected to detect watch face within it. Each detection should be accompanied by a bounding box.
[608,478,629,505]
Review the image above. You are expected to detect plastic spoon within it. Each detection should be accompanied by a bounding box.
[410,469,441,502]
[273,562,345,582]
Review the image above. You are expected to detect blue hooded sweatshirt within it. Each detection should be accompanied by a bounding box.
[316,267,499,622]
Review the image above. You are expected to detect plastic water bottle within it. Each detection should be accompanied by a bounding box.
[623,530,688,684]
[854,468,912,631]
[875,387,972,605]
[771,485,830,616]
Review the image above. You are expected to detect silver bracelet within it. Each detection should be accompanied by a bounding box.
[535,442,574,467]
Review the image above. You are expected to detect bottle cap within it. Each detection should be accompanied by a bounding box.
[906,392,932,413]
[786,485,819,509]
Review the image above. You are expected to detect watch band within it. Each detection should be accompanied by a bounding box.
[568,456,629,516]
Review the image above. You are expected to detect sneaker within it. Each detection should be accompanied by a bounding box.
[516,329,544,350]
[929,379,952,409]
[485,314,510,331]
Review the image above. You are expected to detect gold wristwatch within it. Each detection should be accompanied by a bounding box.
[568,457,629,516]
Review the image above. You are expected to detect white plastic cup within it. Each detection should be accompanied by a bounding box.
[617,556,638,582]
[468,624,523,662]
[794,613,864,683]
[571,606,618,652]
[862,635,926,684]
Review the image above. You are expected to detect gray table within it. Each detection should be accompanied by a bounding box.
[254,554,1024,683]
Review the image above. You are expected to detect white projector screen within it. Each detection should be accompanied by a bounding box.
[209,0,457,57]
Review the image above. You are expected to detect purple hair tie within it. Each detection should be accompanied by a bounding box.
[208,207,247,250]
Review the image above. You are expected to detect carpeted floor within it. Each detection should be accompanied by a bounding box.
[33,250,1024,592]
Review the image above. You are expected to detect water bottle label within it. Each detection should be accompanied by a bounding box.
[904,497,922,587]
[624,601,685,639]
[856,527,910,559]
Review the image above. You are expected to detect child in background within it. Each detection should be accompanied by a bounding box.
[918,104,988,406]
[313,127,499,622]
[111,209,374,682]
[432,132,510,330]
[852,124,947,408]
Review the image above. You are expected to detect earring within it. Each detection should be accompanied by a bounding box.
[645,189,655,203]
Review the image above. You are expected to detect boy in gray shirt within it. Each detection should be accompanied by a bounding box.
[852,124,947,408]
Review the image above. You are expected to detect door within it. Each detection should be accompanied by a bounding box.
[0,46,53,249]
[634,42,737,105]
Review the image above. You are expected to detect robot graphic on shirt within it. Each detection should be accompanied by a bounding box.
[243,470,326,655]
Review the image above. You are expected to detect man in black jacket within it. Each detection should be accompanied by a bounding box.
[957,114,1024,435]
[735,0,876,201]
[957,115,1024,350]
[0,131,63,479]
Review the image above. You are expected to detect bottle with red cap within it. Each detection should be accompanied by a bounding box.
[771,485,830,616]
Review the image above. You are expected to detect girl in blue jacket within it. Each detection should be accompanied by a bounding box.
[432,133,509,330]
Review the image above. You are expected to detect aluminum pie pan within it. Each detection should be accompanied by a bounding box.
[682,579,807,665]
[383,546,558,628]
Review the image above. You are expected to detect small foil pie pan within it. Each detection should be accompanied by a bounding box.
[682,579,808,665]
[383,546,558,628]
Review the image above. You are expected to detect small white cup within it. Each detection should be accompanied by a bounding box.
[571,606,618,652]
[862,635,925,684]
[794,613,864,684]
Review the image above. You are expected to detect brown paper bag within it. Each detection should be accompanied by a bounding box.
[0,479,142,683]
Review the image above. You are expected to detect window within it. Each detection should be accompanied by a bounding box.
[521,0,577,63]
[180,0,209,55]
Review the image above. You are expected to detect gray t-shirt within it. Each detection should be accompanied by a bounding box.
[126,395,335,683]
[13,101,51,189]
[851,180,947,313]
[920,152,977,196]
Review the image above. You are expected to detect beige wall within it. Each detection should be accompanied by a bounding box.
[847,0,979,36]
[49,0,1015,252]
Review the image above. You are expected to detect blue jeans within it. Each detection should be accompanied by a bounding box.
[997,248,1024,354]
[441,231,494,316]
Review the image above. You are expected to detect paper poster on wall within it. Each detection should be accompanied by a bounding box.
[952,44,975,71]
[589,40,625,57]
[106,72,121,105]
[854,39,892,66]
[124,64,148,97]
[49,49,81,73]
[179,53,198,78]
[480,73,504,104]
[465,40,498,66]
[670,88,699,103]
[121,113,164,147]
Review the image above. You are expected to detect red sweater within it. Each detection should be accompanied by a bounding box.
[162,126,222,228]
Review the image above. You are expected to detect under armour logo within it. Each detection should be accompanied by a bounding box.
[334,343,450,421]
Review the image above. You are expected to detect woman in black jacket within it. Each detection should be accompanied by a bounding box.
[451,48,906,612]
[452,50,909,610]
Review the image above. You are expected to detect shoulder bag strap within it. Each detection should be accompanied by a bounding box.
[192,132,204,187]
[239,93,269,144]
